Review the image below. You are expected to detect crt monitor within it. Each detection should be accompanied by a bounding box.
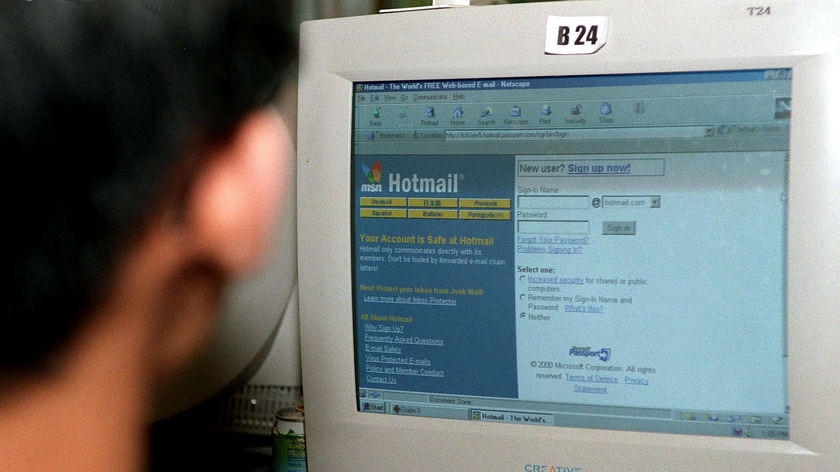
[296,0,840,470]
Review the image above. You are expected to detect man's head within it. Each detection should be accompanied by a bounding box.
[0,0,295,382]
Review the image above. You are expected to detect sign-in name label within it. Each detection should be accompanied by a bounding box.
[545,16,609,55]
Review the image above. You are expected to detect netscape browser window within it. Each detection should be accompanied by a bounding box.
[351,70,791,439]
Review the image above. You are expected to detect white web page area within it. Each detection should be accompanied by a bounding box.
[514,152,788,414]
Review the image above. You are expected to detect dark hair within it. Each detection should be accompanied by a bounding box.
[0,0,295,373]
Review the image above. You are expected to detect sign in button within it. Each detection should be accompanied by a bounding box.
[603,221,636,235]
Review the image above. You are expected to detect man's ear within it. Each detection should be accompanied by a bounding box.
[183,107,292,276]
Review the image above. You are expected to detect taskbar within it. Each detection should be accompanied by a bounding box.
[357,388,789,440]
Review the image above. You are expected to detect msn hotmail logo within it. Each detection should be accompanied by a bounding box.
[360,161,383,192]
[360,161,461,194]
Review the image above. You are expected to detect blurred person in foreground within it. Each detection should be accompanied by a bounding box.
[0,1,296,470]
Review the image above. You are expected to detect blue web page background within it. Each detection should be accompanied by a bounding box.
[353,154,518,397]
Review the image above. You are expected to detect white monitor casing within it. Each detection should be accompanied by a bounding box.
[297,1,840,470]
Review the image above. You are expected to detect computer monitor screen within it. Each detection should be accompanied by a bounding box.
[297,1,839,470]
[352,69,790,439]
